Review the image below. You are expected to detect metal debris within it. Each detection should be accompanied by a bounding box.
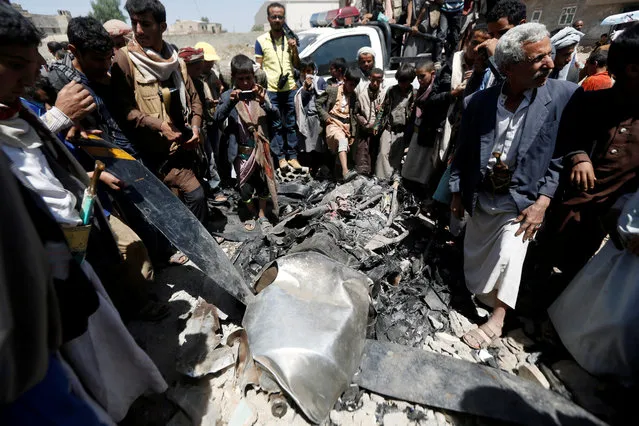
[242,252,371,424]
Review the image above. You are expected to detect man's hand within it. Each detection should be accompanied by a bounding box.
[230,89,242,102]
[91,170,125,191]
[451,83,466,98]
[254,84,267,104]
[451,192,464,220]
[160,121,182,142]
[287,38,297,49]
[514,195,551,242]
[183,126,202,150]
[411,25,420,35]
[55,81,96,123]
[571,161,596,192]
[66,125,102,140]
[304,76,313,90]
[475,38,498,57]
[463,70,474,81]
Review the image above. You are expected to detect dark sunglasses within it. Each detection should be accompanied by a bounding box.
[416,74,429,79]
[269,15,285,20]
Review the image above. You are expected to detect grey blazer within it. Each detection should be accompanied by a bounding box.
[450,78,578,215]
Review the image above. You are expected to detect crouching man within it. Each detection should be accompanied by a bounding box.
[316,67,362,182]
[449,23,577,349]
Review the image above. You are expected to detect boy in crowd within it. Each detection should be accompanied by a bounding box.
[327,57,347,86]
[402,60,463,190]
[354,67,385,175]
[581,49,613,91]
[317,67,362,182]
[214,55,279,233]
[178,46,226,201]
[295,59,327,155]
[375,63,415,180]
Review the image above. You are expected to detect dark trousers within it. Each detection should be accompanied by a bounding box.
[239,171,269,203]
[268,89,299,161]
[540,207,608,281]
[355,133,380,175]
[436,10,463,64]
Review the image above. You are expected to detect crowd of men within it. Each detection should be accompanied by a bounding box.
[1,0,638,422]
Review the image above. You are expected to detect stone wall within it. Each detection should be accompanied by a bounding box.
[525,0,633,44]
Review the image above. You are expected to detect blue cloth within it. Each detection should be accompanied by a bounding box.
[433,164,453,204]
[479,68,493,91]
[450,79,578,215]
[268,89,299,161]
[0,355,104,426]
[20,98,46,117]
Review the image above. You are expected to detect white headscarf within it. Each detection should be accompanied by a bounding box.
[356,46,376,60]
[551,26,584,50]
[551,27,584,80]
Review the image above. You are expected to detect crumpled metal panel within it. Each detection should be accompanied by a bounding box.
[242,252,371,424]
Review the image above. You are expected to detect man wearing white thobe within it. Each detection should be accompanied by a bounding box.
[449,23,578,349]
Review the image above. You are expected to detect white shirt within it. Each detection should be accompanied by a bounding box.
[0,111,81,225]
[479,87,533,214]
[488,87,533,170]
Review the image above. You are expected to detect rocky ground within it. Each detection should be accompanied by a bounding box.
[121,174,630,426]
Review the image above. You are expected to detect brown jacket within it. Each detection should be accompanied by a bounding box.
[110,45,203,157]
[316,85,359,140]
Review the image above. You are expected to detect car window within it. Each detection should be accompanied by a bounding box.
[307,34,372,75]
[298,33,318,53]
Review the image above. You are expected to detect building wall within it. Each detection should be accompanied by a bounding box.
[286,2,341,29]
[28,14,71,35]
[12,4,71,36]
[524,0,639,43]
[254,0,340,30]
[167,20,223,35]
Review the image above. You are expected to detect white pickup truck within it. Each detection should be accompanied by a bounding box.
[297,22,434,86]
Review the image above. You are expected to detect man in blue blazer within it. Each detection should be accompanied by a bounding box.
[449,23,578,349]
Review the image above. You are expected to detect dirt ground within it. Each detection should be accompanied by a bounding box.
[39,32,259,68]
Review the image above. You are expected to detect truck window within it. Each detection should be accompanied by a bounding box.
[298,34,318,52]
[309,35,371,75]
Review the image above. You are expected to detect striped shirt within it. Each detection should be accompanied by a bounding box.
[441,0,464,13]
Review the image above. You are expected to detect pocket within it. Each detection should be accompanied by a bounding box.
[135,82,163,119]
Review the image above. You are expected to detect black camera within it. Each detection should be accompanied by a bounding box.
[277,73,290,90]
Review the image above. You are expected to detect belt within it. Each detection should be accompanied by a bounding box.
[481,169,513,194]
[330,114,349,124]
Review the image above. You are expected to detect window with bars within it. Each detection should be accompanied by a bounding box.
[531,10,542,23]
[558,6,577,26]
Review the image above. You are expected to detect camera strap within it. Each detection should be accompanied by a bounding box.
[269,31,286,75]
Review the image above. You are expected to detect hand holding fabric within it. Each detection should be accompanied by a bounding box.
[514,195,551,241]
